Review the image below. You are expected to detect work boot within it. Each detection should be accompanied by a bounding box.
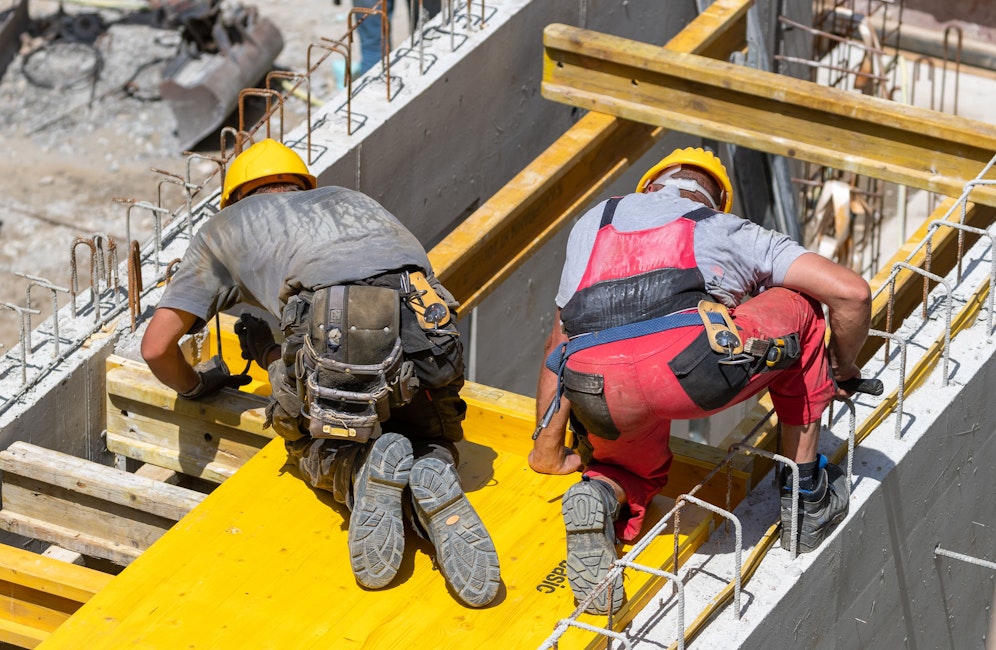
[563,477,624,615]
[348,432,414,589]
[409,456,501,607]
[779,456,849,554]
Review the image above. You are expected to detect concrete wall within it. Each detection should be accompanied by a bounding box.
[738,341,996,649]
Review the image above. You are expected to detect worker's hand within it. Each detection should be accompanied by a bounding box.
[832,362,863,399]
[178,356,251,400]
[234,312,280,368]
[528,444,583,475]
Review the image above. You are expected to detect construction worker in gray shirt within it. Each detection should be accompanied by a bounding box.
[141,138,500,607]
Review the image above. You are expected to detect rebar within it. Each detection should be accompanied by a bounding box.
[731,444,799,558]
[934,545,996,571]
[891,261,953,384]
[69,237,98,321]
[238,88,286,142]
[677,494,743,619]
[313,39,354,134]
[128,241,143,333]
[0,302,40,386]
[940,25,962,116]
[868,328,908,438]
[14,273,69,358]
[266,71,316,164]
[116,199,170,274]
[349,3,391,99]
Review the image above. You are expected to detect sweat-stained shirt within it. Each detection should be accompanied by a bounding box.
[159,186,436,326]
[556,185,810,310]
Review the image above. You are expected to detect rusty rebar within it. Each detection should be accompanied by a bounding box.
[238,87,286,141]
[349,3,391,99]
[266,70,316,164]
[69,237,97,320]
[313,38,354,134]
[128,240,143,333]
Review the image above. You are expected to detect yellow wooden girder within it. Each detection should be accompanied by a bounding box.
[541,23,996,208]
[429,0,752,311]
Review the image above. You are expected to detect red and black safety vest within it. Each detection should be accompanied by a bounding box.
[560,198,716,338]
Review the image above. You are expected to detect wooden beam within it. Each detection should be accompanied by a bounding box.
[0,442,205,566]
[429,0,752,310]
[106,358,273,483]
[541,23,996,207]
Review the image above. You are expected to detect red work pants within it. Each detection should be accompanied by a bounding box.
[563,288,834,541]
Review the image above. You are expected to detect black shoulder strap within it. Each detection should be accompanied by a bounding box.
[684,206,718,222]
[599,197,624,228]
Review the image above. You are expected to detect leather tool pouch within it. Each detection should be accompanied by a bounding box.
[697,300,742,354]
[299,285,418,442]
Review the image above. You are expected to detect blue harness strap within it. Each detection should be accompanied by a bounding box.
[533,310,726,438]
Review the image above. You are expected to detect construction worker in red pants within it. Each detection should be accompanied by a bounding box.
[529,147,871,615]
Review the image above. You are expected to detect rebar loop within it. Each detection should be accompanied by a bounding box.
[152,167,201,242]
[311,39,354,135]
[266,71,316,163]
[891,262,953,385]
[676,494,743,619]
[868,329,908,439]
[165,259,182,284]
[349,4,391,100]
[14,273,69,358]
[0,302,40,386]
[115,199,170,275]
[238,87,286,141]
[69,237,98,321]
[940,24,962,116]
[91,233,119,306]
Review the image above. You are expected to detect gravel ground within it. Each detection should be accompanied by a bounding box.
[0,0,410,349]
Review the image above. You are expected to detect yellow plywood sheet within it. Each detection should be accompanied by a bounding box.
[41,420,711,649]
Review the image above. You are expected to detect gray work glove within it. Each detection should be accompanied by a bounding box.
[234,312,280,369]
[178,356,251,400]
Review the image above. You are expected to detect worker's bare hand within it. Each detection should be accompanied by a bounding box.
[528,445,583,475]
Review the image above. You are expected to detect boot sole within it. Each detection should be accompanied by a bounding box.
[410,457,500,608]
[563,482,624,615]
[349,433,413,589]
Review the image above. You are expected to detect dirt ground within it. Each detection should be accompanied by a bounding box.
[0,0,415,350]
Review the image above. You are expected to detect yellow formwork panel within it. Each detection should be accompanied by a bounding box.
[43,346,713,649]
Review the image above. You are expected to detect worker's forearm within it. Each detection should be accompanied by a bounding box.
[827,297,871,374]
[147,346,201,394]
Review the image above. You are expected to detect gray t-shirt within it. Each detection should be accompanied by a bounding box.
[160,186,433,323]
[556,186,808,309]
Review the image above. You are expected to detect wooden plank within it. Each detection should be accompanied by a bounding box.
[105,408,268,482]
[541,23,996,208]
[0,442,202,521]
[41,546,84,566]
[0,511,142,566]
[0,544,109,607]
[429,0,751,311]
[133,464,180,485]
[1,479,177,554]
[0,617,47,649]
[104,432,237,484]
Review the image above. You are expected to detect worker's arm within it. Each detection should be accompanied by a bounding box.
[141,307,202,394]
[528,312,583,475]
[781,252,872,393]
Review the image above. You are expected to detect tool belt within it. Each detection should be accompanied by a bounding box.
[296,284,419,442]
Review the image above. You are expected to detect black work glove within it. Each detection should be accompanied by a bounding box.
[178,356,251,400]
[234,312,280,369]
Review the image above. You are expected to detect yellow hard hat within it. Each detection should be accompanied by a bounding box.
[220,139,317,208]
[636,147,734,212]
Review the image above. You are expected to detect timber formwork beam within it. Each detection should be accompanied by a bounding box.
[429,0,751,311]
[541,23,996,208]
